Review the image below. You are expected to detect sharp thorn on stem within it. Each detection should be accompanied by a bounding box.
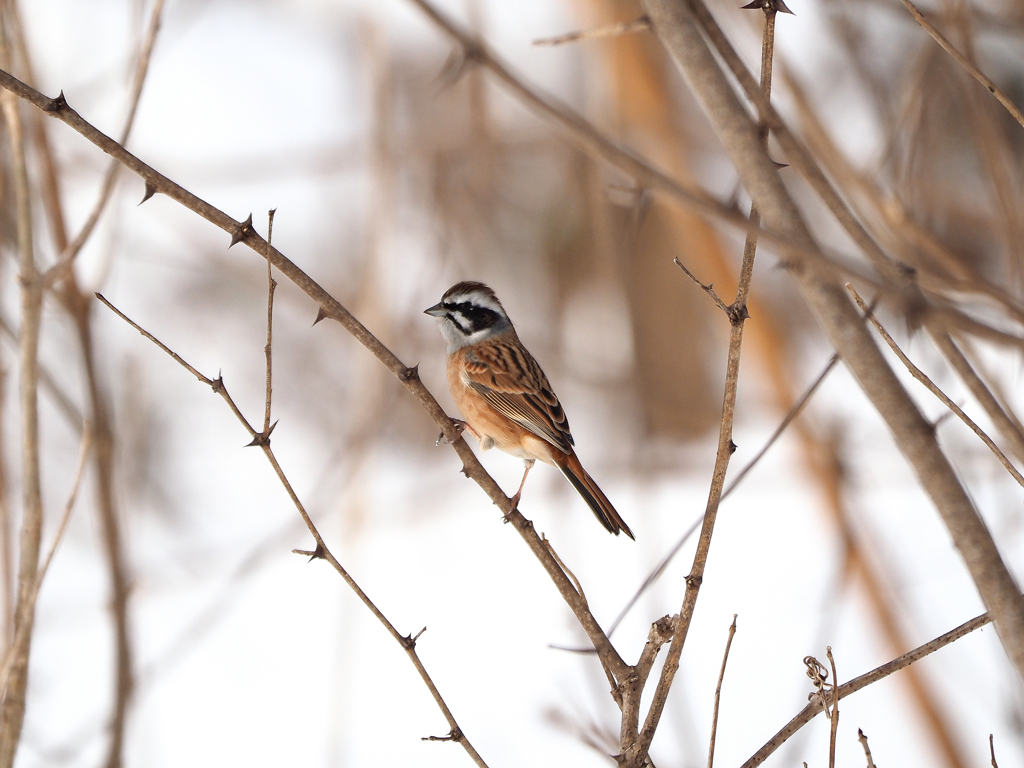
[313,306,328,326]
[229,213,254,247]
[139,181,157,205]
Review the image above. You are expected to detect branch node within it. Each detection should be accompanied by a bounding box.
[402,626,428,650]
[740,0,795,14]
[291,542,326,562]
[210,375,224,395]
[686,573,702,589]
[401,364,420,383]
[728,440,737,455]
[422,726,463,743]
[229,213,254,248]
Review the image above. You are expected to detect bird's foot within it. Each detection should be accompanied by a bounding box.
[436,418,469,446]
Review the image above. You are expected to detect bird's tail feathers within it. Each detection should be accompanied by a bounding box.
[558,452,635,540]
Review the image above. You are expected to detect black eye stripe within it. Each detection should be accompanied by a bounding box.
[444,302,501,334]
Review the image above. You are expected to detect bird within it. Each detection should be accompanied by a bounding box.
[424,281,634,539]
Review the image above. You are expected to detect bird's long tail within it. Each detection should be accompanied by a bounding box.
[557,451,634,539]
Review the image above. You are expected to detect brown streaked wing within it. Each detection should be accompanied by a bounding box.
[463,334,574,453]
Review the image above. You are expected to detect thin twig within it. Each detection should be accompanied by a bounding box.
[847,284,1024,490]
[827,647,839,768]
[42,0,167,286]
[898,0,1024,129]
[263,209,277,437]
[990,734,999,768]
[532,16,650,47]
[605,351,839,639]
[628,7,781,763]
[740,609,993,768]
[0,426,93,698]
[95,295,489,768]
[0,67,629,687]
[0,8,43,761]
[674,258,730,315]
[858,729,876,768]
[707,615,738,768]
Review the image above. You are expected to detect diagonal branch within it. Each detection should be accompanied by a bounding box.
[848,284,1024,489]
[641,0,1024,682]
[740,608,993,768]
[95,294,490,768]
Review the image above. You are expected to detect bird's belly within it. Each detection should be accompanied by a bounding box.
[448,368,557,465]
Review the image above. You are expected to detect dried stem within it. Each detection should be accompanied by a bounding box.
[263,209,277,437]
[707,615,738,768]
[608,350,840,638]
[0,425,92,696]
[0,67,630,687]
[0,8,43,763]
[847,284,1024,490]
[532,16,650,47]
[740,609,993,768]
[827,647,839,768]
[858,728,876,768]
[94,294,490,768]
[642,0,1024,679]
[898,0,1024,129]
[990,734,999,768]
[626,7,780,764]
[42,0,166,286]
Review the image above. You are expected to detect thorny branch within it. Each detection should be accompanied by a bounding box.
[0,68,632,690]
[642,0,1024,680]
[94,294,490,768]
[847,284,1024,490]
[625,5,781,764]
[740,608,994,768]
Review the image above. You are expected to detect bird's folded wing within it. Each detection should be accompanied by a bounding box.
[464,338,574,453]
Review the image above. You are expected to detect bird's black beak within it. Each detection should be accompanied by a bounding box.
[423,303,447,318]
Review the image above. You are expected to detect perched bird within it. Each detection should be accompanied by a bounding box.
[425,281,634,539]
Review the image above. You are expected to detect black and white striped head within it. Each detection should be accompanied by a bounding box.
[424,281,512,352]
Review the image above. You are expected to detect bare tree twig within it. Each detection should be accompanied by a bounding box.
[897,0,1024,129]
[0,66,630,686]
[847,284,1024,490]
[674,258,730,315]
[707,615,737,768]
[990,733,999,768]
[858,728,876,768]
[628,7,780,763]
[827,647,839,768]
[642,0,1024,679]
[740,609,993,768]
[604,351,840,640]
[94,294,490,768]
[42,0,166,286]
[0,10,44,762]
[532,16,650,47]
[0,425,93,696]
[263,209,277,438]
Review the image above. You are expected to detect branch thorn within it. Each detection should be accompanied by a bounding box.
[139,181,157,205]
[313,306,328,326]
[229,213,254,247]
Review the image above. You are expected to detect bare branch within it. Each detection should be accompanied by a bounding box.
[673,258,731,315]
[990,734,999,768]
[741,609,992,768]
[707,615,738,768]
[95,296,490,768]
[858,729,876,768]
[847,284,1024,490]
[641,0,1024,679]
[0,425,92,696]
[898,0,1024,129]
[42,0,166,285]
[532,16,650,47]
[827,647,839,768]
[263,209,277,438]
